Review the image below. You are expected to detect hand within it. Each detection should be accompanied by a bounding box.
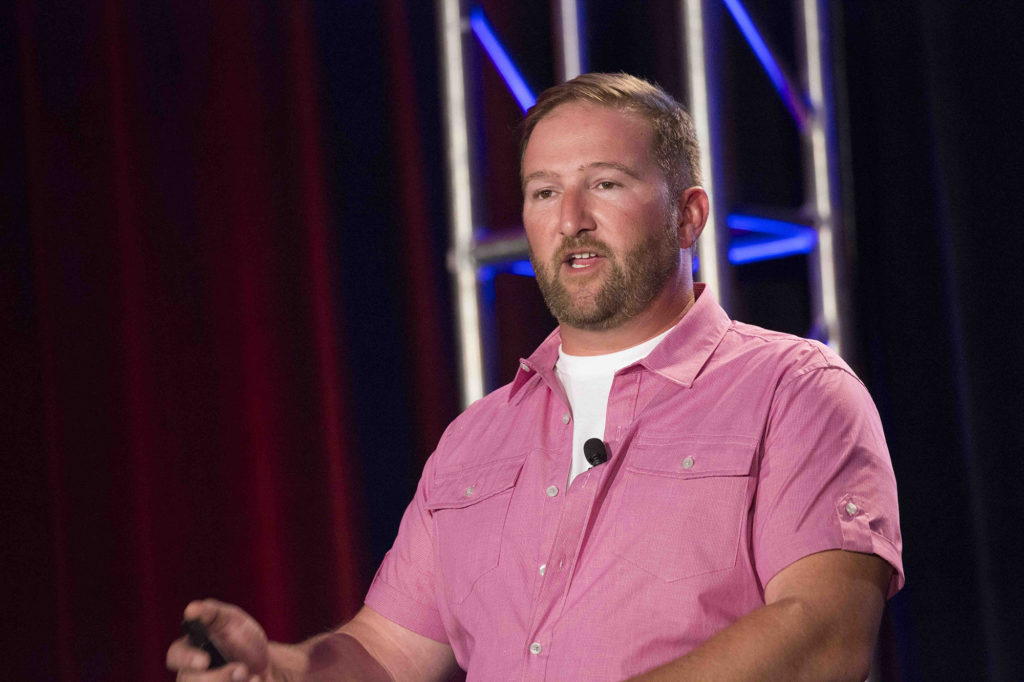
[166,600,272,681]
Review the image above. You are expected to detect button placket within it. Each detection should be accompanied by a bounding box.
[524,411,602,674]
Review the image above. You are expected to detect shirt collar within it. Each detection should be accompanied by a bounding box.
[510,327,562,404]
[639,283,731,388]
[509,283,731,402]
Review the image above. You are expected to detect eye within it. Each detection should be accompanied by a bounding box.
[596,180,618,190]
[532,188,555,200]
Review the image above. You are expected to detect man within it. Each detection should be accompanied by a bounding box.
[168,73,902,681]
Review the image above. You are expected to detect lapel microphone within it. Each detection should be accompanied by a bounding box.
[583,437,608,466]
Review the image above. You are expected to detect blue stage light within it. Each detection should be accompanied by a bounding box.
[721,0,808,128]
[510,260,536,277]
[468,7,537,113]
[726,214,817,264]
[729,233,816,263]
[478,260,536,279]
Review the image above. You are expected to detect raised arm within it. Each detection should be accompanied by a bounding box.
[166,601,457,682]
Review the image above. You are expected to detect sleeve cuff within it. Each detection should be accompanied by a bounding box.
[756,497,905,599]
[836,495,905,598]
[364,575,449,644]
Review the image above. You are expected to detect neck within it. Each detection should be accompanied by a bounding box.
[559,271,696,356]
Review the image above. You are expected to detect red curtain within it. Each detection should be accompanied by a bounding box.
[7,3,400,678]
[380,0,460,465]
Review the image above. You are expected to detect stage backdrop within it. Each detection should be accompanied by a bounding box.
[2,1,1021,680]
[3,1,457,679]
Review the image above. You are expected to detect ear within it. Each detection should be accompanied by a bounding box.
[676,187,709,250]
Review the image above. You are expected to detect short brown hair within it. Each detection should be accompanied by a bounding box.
[520,72,702,197]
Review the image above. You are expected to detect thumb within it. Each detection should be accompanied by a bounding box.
[184,600,270,673]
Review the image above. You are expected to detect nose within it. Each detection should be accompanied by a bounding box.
[558,186,595,237]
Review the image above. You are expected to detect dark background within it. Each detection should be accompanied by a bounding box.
[2,1,1021,680]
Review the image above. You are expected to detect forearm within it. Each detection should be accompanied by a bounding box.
[628,597,874,682]
[266,632,393,682]
[264,605,454,682]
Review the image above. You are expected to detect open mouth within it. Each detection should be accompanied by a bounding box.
[563,251,602,269]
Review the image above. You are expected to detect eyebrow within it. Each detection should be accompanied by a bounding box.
[521,161,642,190]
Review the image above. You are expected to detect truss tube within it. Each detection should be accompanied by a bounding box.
[438,0,485,406]
[554,0,584,81]
[682,0,729,310]
[800,0,852,358]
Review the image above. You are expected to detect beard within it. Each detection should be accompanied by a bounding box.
[530,216,681,331]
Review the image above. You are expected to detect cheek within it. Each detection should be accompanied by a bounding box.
[522,227,552,265]
[523,211,556,247]
[629,202,673,236]
[592,204,650,241]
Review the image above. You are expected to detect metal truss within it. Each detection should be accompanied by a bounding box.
[438,0,853,407]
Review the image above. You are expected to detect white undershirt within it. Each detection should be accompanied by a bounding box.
[556,328,672,485]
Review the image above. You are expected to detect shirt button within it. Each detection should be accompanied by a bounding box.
[546,485,559,497]
[529,642,542,655]
[465,487,474,497]
[561,413,571,424]
[539,563,546,575]
[845,502,858,516]
[520,362,531,372]
[681,456,695,469]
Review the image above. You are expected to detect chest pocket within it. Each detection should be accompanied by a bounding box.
[426,456,523,604]
[610,437,756,582]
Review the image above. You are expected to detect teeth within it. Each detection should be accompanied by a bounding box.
[569,252,599,268]
[565,252,599,268]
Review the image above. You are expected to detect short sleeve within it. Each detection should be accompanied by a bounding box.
[364,456,449,643]
[752,366,904,598]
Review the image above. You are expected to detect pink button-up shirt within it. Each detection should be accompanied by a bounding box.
[366,284,903,681]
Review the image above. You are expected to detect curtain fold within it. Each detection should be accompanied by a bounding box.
[7,2,384,678]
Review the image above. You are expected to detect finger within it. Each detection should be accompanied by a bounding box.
[182,600,243,651]
[167,636,210,672]
[184,598,234,628]
[184,600,252,645]
[176,662,249,682]
[179,600,269,672]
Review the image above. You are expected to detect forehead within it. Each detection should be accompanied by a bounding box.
[522,103,656,173]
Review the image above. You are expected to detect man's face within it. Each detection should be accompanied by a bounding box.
[521,103,681,331]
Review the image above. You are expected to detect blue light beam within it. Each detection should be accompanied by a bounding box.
[726,214,817,264]
[469,7,537,113]
[721,0,809,129]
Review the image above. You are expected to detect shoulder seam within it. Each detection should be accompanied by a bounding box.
[726,324,823,352]
[776,363,866,394]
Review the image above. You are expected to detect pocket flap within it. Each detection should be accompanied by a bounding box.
[627,436,757,479]
[427,457,524,511]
